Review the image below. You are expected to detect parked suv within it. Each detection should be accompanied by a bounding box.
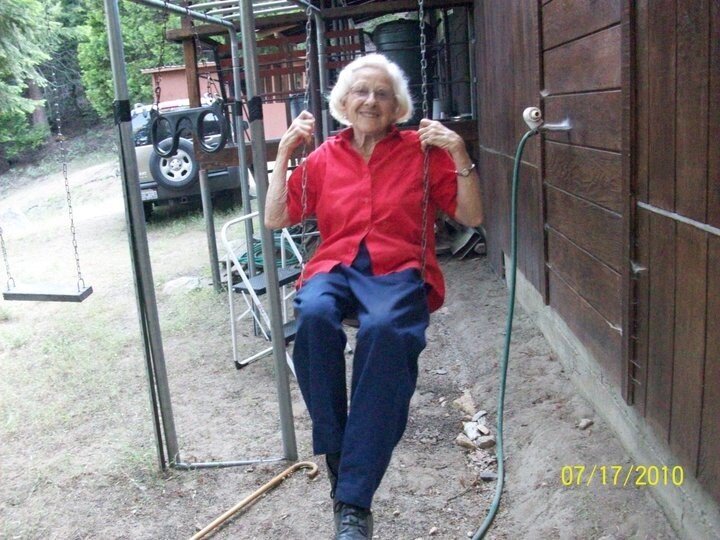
[131,100,241,220]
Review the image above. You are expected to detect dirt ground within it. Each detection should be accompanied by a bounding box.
[0,146,679,539]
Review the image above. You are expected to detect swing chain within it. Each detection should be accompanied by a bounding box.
[418,0,429,121]
[50,69,86,291]
[0,226,15,291]
[418,0,431,279]
[154,1,171,109]
[299,5,314,275]
[303,6,313,112]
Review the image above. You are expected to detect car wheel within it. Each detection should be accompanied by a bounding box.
[149,138,199,190]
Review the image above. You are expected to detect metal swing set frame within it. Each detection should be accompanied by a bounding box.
[101,0,469,472]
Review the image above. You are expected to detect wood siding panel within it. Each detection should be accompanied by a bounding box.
[476,2,514,156]
[669,223,707,472]
[476,0,544,294]
[545,142,622,212]
[699,236,720,501]
[644,212,676,441]
[479,150,510,274]
[675,0,710,223]
[549,270,622,387]
[632,208,651,418]
[542,0,621,50]
[709,0,720,228]
[517,160,544,292]
[547,229,622,325]
[544,26,621,95]
[546,187,623,272]
[635,0,650,203]
[544,92,622,151]
[647,0,676,211]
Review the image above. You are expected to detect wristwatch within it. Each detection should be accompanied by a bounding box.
[456,162,476,177]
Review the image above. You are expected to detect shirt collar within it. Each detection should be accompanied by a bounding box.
[338,124,401,144]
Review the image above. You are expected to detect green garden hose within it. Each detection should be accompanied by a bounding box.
[238,234,300,269]
[472,128,539,539]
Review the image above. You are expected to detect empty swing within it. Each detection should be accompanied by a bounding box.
[1,75,93,303]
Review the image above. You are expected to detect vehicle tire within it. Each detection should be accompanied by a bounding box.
[149,138,198,190]
[143,201,154,221]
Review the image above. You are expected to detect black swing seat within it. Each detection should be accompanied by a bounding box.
[3,284,93,303]
[232,266,302,295]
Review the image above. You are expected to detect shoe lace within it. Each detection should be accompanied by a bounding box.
[339,505,370,535]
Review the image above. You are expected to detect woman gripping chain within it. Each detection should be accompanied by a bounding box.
[265,53,482,539]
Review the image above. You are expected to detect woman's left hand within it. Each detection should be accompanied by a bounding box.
[417,119,464,154]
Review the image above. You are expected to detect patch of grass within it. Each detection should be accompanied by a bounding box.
[0,324,31,350]
[0,302,139,438]
[0,306,11,322]
[161,287,227,336]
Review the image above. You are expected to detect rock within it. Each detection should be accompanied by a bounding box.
[429,526,439,536]
[476,435,496,449]
[578,418,594,430]
[463,421,480,441]
[433,368,448,375]
[452,390,477,416]
[472,410,488,422]
[393,509,401,517]
[455,433,477,450]
[162,276,204,294]
[477,424,490,436]
[480,471,498,481]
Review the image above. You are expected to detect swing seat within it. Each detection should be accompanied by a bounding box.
[3,284,93,303]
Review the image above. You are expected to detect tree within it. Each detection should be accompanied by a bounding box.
[0,0,57,114]
[78,0,182,117]
[0,0,60,168]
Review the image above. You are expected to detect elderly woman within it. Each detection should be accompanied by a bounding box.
[266,53,482,539]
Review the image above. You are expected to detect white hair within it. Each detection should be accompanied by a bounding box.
[328,53,414,126]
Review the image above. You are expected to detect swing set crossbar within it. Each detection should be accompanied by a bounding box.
[3,285,93,303]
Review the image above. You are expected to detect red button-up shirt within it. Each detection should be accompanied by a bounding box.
[287,125,458,312]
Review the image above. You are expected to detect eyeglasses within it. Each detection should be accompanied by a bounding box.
[348,86,395,102]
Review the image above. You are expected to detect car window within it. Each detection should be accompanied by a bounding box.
[132,112,151,146]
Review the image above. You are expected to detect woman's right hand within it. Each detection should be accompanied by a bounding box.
[278,110,315,155]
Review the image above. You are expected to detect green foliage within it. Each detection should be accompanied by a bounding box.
[0,110,49,159]
[0,0,59,114]
[78,0,182,117]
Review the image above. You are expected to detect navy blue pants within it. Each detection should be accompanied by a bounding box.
[293,244,429,509]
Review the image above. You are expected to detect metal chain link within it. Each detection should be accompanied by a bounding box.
[154,1,171,108]
[299,5,314,278]
[418,0,431,279]
[50,69,86,291]
[419,0,429,121]
[0,226,15,291]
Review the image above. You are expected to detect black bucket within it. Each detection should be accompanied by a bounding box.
[371,19,433,124]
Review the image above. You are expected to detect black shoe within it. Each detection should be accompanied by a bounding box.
[335,502,373,539]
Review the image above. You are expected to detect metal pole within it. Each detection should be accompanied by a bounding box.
[314,11,329,139]
[103,0,180,468]
[127,0,292,468]
[199,169,222,292]
[227,30,257,278]
[239,0,297,461]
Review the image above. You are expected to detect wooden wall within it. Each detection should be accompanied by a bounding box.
[632,0,719,503]
[475,0,545,295]
[541,0,624,388]
[476,0,719,506]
